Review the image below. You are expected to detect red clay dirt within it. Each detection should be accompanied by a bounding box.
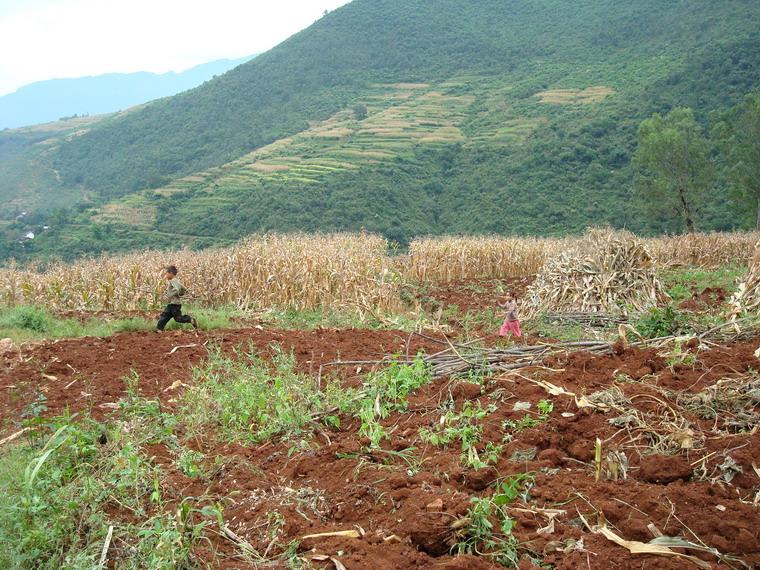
[418,277,534,314]
[0,327,441,427]
[1,328,759,569]
[678,287,729,312]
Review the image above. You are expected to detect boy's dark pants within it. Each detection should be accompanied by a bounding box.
[156,304,192,330]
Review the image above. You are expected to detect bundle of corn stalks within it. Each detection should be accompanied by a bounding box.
[729,249,760,318]
[525,229,668,316]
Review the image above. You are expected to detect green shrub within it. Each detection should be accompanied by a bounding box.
[358,357,432,448]
[634,305,691,338]
[0,306,51,332]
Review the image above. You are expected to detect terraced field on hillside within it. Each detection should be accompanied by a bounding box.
[91,78,574,228]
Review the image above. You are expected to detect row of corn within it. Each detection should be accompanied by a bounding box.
[0,234,402,312]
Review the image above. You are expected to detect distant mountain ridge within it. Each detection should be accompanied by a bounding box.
[0,56,254,129]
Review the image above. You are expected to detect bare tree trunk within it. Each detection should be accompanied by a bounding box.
[685,215,695,234]
[678,187,695,234]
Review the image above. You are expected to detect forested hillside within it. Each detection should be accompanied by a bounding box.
[2,0,760,260]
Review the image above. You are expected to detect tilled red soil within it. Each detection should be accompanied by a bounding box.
[1,329,759,569]
[0,327,441,429]
[418,277,535,314]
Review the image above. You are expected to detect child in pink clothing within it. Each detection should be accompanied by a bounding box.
[498,291,522,338]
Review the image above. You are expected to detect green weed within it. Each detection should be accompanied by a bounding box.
[0,306,51,332]
[176,448,206,478]
[634,305,692,338]
[419,401,501,469]
[135,498,221,568]
[181,345,360,443]
[453,474,533,566]
[502,399,553,441]
[357,356,432,449]
[664,340,698,369]
[0,417,147,568]
[536,399,554,416]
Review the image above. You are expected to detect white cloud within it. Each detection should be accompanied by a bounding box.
[0,0,352,95]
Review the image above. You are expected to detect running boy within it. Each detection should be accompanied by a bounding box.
[498,291,522,338]
[156,265,198,331]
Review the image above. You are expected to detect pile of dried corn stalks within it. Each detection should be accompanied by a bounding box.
[729,254,760,318]
[526,229,668,317]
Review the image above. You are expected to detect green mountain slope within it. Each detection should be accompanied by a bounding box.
[2,0,760,259]
[0,115,111,214]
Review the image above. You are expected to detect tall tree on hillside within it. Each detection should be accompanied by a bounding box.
[714,91,760,229]
[633,108,713,233]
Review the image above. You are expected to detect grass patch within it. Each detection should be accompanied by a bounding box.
[0,305,246,342]
[524,314,589,342]
[0,371,230,569]
[0,306,147,342]
[0,415,214,569]
[182,343,434,452]
[659,265,744,303]
[263,307,424,332]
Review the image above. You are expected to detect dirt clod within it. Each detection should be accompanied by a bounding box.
[638,454,693,484]
[459,466,498,491]
[425,498,444,511]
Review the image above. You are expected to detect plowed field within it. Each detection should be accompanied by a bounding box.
[1,319,758,569]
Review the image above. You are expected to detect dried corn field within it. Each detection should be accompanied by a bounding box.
[403,236,570,280]
[0,234,402,312]
[1,230,759,314]
[642,231,760,268]
[405,231,759,282]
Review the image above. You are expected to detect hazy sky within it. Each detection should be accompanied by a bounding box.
[0,0,352,95]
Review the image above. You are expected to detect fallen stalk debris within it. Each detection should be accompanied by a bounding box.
[318,319,760,380]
